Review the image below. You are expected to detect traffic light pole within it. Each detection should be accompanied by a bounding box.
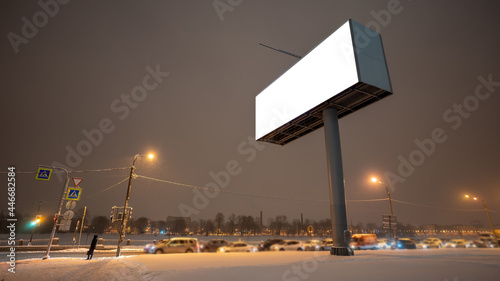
[29,201,42,246]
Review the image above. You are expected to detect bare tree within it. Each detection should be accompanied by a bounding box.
[215,213,225,235]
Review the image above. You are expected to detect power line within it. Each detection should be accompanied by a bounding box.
[135,174,388,203]
[392,199,498,213]
[83,177,130,199]
[0,167,130,174]
[135,174,498,213]
[136,174,327,202]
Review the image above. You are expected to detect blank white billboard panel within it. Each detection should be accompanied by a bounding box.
[256,19,392,145]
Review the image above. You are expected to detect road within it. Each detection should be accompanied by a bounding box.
[2,249,499,281]
[1,248,147,262]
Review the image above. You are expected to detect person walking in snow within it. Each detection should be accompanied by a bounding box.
[86,235,98,260]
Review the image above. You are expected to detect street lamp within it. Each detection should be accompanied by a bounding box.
[371,177,397,244]
[464,194,498,246]
[116,153,154,257]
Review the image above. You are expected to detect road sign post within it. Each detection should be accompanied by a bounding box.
[382,215,397,229]
[38,165,70,260]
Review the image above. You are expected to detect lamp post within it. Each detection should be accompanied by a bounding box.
[116,153,153,257]
[465,194,498,246]
[371,177,397,245]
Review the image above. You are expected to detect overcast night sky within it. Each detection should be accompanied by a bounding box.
[1,0,499,228]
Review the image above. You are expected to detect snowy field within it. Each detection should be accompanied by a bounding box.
[1,248,499,281]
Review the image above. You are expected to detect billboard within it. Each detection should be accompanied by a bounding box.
[256,19,393,145]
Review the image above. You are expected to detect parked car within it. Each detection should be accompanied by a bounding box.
[200,239,229,252]
[144,239,168,253]
[420,240,441,249]
[151,237,199,254]
[396,238,417,249]
[423,238,443,247]
[485,241,499,248]
[444,239,467,248]
[217,242,258,253]
[271,240,305,251]
[467,240,488,248]
[303,240,322,251]
[377,238,390,250]
[350,234,378,250]
[260,239,284,251]
[320,239,333,251]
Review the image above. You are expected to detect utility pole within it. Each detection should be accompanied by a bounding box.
[40,165,70,260]
[372,178,398,245]
[465,194,498,247]
[116,154,153,257]
[483,200,498,246]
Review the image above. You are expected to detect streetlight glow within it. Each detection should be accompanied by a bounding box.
[464,193,499,247]
[369,176,397,244]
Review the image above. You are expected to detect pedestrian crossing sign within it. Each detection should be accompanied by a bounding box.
[66,187,82,201]
[35,168,52,181]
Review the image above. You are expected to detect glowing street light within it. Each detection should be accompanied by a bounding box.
[464,194,498,246]
[371,177,397,244]
[116,153,154,257]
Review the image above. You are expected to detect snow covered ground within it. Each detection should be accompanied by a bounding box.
[1,248,499,281]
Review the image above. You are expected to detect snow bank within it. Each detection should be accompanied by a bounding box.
[1,249,499,281]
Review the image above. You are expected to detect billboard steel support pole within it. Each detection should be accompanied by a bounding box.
[323,107,353,256]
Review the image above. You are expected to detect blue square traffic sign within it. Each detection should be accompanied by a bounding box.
[36,168,52,181]
[66,187,82,201]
